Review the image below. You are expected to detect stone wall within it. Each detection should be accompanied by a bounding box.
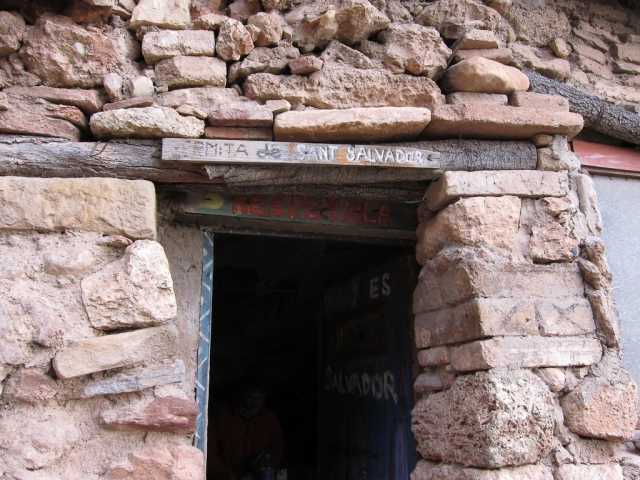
[410,137,638,479]
[0,0,639,478]
[0,0,638,143]
[0,177,204,480]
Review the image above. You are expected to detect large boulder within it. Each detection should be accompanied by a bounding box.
[81,240,177,331]
[415,0,501,39]
[0,11,26,56]
[377,23,451,78]
[130,0,191,29]
[216,18,254,61]
[561,376,637,441]
[440,57,530,95]
[155,56,227,88]
[20,14,140,88]
[107,443,204,480]
[412,369,555,468]
[230,42,300,82]
[285,0,389,50]
[416,196,521,261]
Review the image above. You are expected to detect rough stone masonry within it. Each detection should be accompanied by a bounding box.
[0,0,639,479]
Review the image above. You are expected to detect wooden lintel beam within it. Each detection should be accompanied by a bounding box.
[0,135,537,187]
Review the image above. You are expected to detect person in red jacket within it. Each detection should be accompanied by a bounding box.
[208,375,284,480]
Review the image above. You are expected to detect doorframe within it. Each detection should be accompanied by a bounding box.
[192,227,419,466]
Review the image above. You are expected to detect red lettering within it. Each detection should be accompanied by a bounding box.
[326,198,340,222]
[342,201,361,224]
[288,196,305,218]
[249,195,265,215]
[232,195,248,215]
[305,197,321,220]
[361,202,375,225]
[269,195,284,216]
[376,203,392,226]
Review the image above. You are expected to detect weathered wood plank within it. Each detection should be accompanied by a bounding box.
[161,138,441,169]
[65,360,186,399]
[0,136,537,187]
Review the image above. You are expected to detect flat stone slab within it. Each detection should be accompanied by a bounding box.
[426,170,569,211]
[412,462,554,480]
[4,85,106,114]
[53,324,179,379]
[0,177,156,239]
[103,96,154,112]
[100,396,198,434]
[66,361,185,398]
[0,110,81,141]
[446,92,508,105]
[208,104,274,128]
[421,105,584,140]
[509,91,570,111]
[204,126,273,140]
[90,106,205,139]
[453,48,514,65]
[141,30,216,64]
[155,56,227,89]
[415,296,595,348]
[414,256,586,314]
[450,336,602,371]
[556,464,623,480]
[274,107,431,143]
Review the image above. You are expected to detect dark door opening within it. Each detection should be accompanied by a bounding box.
[206,233,417,480]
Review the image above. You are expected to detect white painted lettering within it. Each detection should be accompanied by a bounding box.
[384,149,394,163]
[347,146,356,161]
[384,371,399,404]
[370,277,380,299]
[295,143,307,161]
[372,374,383,399]
[329,145,339,161]
[324,368,399,404]
[381,273,391,296]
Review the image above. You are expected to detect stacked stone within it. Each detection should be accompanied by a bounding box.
[508,2,640,114]
[410,135,637,479]
[0,177,203,479]
[0,0,637,143]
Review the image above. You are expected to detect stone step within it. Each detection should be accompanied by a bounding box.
[421,105,584,140]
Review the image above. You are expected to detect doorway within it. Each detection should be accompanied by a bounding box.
[205,232,418,480]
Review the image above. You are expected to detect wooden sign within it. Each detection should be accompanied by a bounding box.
[162,138,440,169]
[185,193,419,233]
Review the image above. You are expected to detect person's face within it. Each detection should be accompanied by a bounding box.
[241,389,266,414]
